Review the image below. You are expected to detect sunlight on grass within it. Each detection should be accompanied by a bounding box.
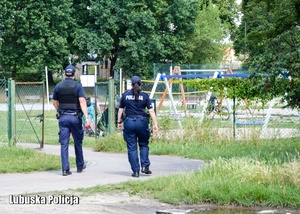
[88,117,300,208]
[0,145,74,173]
[83,157,300,207]
[3,108,300,208]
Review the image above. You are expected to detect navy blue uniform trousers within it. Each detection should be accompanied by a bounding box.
[58,115,85,171]
[123,116,151,172]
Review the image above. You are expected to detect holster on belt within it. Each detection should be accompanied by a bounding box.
[56,111,60,119]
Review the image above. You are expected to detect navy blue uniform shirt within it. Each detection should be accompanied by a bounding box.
[119,89,153,116]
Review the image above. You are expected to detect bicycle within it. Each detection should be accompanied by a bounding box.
[206,98,230,120]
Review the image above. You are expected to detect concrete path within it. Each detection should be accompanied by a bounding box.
[0,144,205,214]
[0,144,204,196]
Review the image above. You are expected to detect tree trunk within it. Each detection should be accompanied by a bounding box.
[47,70,54,84]
[109,57,117,77]
[11,67,17,79]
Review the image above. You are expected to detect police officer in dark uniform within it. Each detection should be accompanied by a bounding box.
[52,65,90,176]
[117,76,158,178]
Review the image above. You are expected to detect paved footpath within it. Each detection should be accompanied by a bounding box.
[0,144,204,214]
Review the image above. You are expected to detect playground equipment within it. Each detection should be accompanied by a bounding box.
[149,66,288,139]
[149,66,230,129]
[150,67,234,121]
[155,66,186,111]
[150,72,183,129]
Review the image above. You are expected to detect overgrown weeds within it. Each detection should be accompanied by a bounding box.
[93,133,126,153]
[89,116,300,208]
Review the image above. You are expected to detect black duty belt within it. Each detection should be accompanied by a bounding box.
[127,115,147,118]
[60,112,78,116]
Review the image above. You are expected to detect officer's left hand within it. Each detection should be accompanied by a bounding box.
[117,123,123,130]
[152,124,158,133]
[85,117,90,127]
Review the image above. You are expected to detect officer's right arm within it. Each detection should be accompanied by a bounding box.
[148,108,158,133]
[117,108,124,130]
[53,100,59,111]
[79,97,90,127]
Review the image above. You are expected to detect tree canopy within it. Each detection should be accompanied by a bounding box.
[73,0,200,78]
[233,0,300,108]
[0,0,76,78]
[0,0,298,108]
[0,0,237,79]
[186,0,229,65]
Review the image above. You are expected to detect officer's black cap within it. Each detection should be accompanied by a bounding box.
[65,65,76,76]
[131,76,141,84]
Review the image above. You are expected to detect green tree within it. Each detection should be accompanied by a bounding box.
[186,0,229,65]
[212,0,240,38]
[233,0,300,108]
[73,0,199,78]
[0,0,75,79]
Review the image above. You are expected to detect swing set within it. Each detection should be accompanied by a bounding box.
[149,66,275,138]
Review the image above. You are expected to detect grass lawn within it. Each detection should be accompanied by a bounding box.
[90,125,300,208]
[0,146,66,173]
[2,108,300,209]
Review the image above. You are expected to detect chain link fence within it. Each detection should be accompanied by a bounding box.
[78,76,300,141]
[0,78,7,143]
[136,78,300,140]
[234,98,300,140]
[0,79,45,147]
[86,81,119,137]
[13,82,44,148]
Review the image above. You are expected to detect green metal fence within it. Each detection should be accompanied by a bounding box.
[93,79,118,137]
[7,80,44,148]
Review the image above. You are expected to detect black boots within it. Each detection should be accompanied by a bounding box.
[132,168,152,178]
[62,170,72,176]
[132,172,139,177]
[141,167,152,174]
[77,164,87,173]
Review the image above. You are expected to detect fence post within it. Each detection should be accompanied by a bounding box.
[8,79,16,146]
[233,97,236,139]
[7,79,11,144]
[41,82,45,148]
[108,78,115,134]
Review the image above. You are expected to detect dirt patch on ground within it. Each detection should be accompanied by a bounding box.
[0,191,194,214]
[1,191,299,214]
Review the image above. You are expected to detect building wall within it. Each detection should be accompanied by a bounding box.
[77,60,111,80]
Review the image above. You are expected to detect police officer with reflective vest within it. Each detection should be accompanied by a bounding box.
[53,65,90,176]
[117,76,158,178]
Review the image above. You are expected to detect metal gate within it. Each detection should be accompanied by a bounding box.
[8,80,44,148]
[94,79,118,136]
